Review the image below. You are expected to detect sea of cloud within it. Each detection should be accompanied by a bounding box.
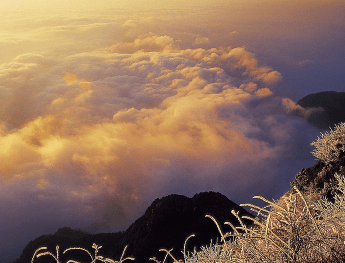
[0,33,316,251]
[1,2,340,261]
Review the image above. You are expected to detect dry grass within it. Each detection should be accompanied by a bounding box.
[31,243,134,263]
[151,173,345,263]
[31,123,345,263]
[32,186,345,263]
[152,123,345,263]
[311,122,345,164]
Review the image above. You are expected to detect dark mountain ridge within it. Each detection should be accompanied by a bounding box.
[296,91,345,129]
[14,191,255,263]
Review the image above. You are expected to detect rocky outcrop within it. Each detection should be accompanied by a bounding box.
[14,191,255,263]
[121,191,255,262]
[290,154,345,203]
[296,91,345,129]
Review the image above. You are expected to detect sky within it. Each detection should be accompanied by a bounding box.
[0,0,345,262]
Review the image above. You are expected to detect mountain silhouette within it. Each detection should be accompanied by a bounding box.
[296,91,345,129]
[14,191,255,263]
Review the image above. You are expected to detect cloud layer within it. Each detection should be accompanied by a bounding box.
[2,1,343,261]
[0,33,307,239]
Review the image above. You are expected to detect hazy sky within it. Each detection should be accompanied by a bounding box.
[1,0,345,262]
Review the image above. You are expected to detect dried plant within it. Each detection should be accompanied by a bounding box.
[311,122,345,164]
[162,123,345,263]
[174,176,345,263]
[31,243,134,263]
[32,123,345,263]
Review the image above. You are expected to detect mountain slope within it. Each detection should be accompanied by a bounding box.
[121,191,255,262]
[14,191,255,263]
[290,122,345,203]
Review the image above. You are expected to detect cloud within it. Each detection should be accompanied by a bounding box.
[255,87,273,97]
[0,34,317,262]
[107,34,179,53]
[297,59,315,67]
[240,82,258,93]
[1,1,344,261]
[63,72,79,85]
[181,46,282,85]
[282,97,324,119]
[194,37,210,45]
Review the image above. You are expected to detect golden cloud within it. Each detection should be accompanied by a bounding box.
[108,34,178,54]
[63,72,79,85]
[1,2,344,260]
[194,37,210,45]
[0,35,297,234]
[255,87,273,97]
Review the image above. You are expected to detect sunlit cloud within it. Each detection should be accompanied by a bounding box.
[1,1,344,261]
[282,97,323,119]
[63,72,79,85]
[0,34,299,235]
[194,37,210,45]
[108,34,179,53]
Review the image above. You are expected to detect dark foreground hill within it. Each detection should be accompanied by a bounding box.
[296,91,345,129]
[14,191,255,263]
[290,153,345,203]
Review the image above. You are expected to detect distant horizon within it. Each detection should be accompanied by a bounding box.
[0,1,344,262]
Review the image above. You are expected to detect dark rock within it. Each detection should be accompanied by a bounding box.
[290,155,345,203]
[121,191,255,262]
[13,229,125,263]
[14,192,255,263]
[296,91,345,129]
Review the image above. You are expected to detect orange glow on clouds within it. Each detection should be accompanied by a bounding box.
[0,36,282,187]
[64,72,92,91]
[1,1,344,260]
[63,72,79,85]
[0,36,287,207]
